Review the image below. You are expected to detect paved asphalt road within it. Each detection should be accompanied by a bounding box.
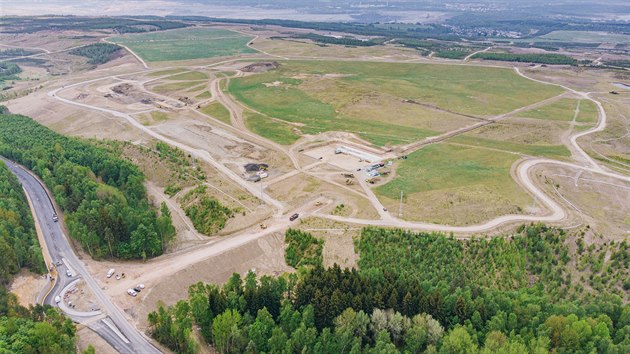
[3,157,161,354]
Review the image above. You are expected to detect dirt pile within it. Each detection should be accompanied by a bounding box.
[241,61,279,73]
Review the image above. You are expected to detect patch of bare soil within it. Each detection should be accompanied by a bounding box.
[130,232,292,333]
[5,89,148,142]
[9,270,48,307]
[75,325,117,354]
[241,61,279,73]
[64,279,100,312]
[297,217,362,268]
[533,163,630,237]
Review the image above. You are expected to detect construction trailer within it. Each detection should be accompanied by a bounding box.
[335,146,382,163]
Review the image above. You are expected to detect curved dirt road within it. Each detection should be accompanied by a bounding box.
[47,61,630,234]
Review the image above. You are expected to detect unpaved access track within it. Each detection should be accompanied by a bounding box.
[30,36,630,354]
[47,60,629,235]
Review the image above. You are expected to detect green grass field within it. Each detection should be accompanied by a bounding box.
[516,98,578,121]
[196,91,211,99]
[244,112,300,145]
[151,80,205,93]
[148,68,186,77]
[516,98,598,123]
[164,71,208,81]
[111,28,257,62]
[376,143,532,224]
[538,31,630,44]
[229,60,563,146]
[576,100,599,123]
[200,102,231,124]
[451,135,570,158]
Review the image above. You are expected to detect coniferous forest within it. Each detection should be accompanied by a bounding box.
[0,113,175,260]
[148,225,630,353]
[0,160,77,353]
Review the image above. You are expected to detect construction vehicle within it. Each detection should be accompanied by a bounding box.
[315,201,323,207]
[345,179,354,185]
[260,224,267,229]
[342,173,355,178]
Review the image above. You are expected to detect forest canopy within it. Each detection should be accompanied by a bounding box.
[69,43,123,64]
[148,225,630,353]
[0,160,77,353]
[0,113,175,260]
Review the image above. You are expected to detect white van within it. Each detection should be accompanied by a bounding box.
[107,268,115,278]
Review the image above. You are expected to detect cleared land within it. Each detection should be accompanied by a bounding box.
[516,98,598,123]
[110,28,257,62]
[200,102,231,124]
[376,143,532,225]
[164,71,208,81]
[538,31,630,44]
[229,60,563,146]
[252,37,422,60]
[244,112,301,145]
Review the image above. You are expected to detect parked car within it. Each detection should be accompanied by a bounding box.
[132,287,141,293]
[127,289,137,297]
[137,284,145,289]
[107,268,115,278]
[54,296,61,304]
[66,270,72,277]
[289,213,299,221]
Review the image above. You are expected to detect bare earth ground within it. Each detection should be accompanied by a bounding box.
[76,325,117,354]
[9,270,48,307]
[126,232,291,334]
[532,164,630,237]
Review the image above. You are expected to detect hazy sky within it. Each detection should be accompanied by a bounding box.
[2,0,628,21]
[1,0,359,20]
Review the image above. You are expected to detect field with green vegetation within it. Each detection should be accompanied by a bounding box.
[516,98,598,123]
[199,102,231,124]
[164,71,208,81]
[451,135,571,158]
[539,31,630,44]
[151,80,206,94]
[376,143,531,224]
[148,224,630,354]
[148,68,187,77]
[244,112,301,145]
[230,60,563,146]
[576,100,599,123]
[111,28,257,62]
[516,98,579,121]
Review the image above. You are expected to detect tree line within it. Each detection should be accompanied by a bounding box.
[180,185,233,235]
[0,113,175,260]
[284,229,323,268]
[0,160,77,353]
[69,43,122,65]
[1,16,188,34]
[0,161,46,286]
[148,225,630,353]
[294,34,380,47]
[472,52,578,65]
[0,62,22,83]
